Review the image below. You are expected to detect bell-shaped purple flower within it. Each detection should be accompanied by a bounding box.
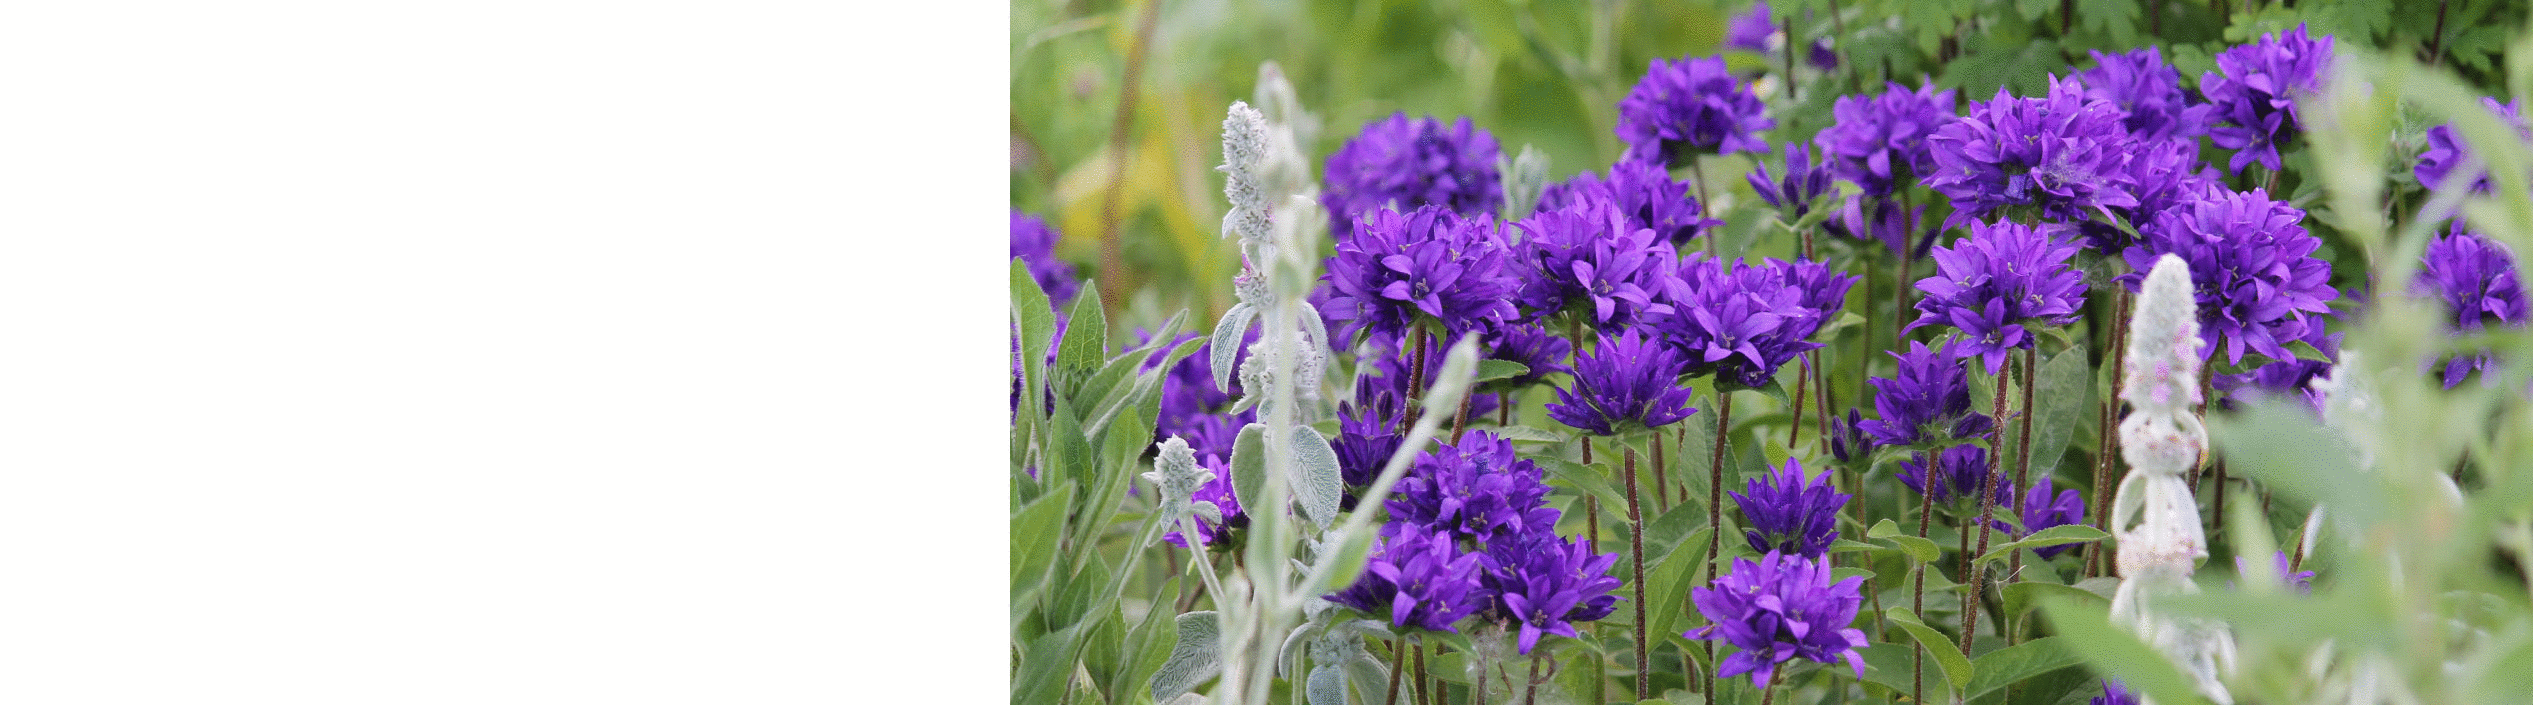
[1513,197,1680,328]
[1321,113,1505,239]
[2201,24,2334,174]
[1857,340,1997,449]
[1617,55,1773,166]
[2013,476,2087,559]
[1926,76,2144,229]
[2417,98,2532,194]
[1909,219,2090,374]
[1328,527,1489,632]
[1896,444,1996,507]
[1322,205,1524,344]
[1546,329,1699,436]
[1658,255,1856,389]
[1385,431,1561,544]
[2080,47,2214,143]
[1731,459,1851,558]
[1478,529,1622,654]
[1815,81,1955,198]
[1012,210,1082,307]
[1749,142,1837,220]
[1686,552,1870,689]
[1536,159,1715,246]
[2122,185,2338,366]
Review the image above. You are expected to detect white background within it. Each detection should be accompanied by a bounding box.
[0,2,993,701]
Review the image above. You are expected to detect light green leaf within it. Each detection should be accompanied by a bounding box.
[1978,524,2109,565]
[2037,598,2209,705]
[2003,581,2108,619]
[1867,518,1943,563]
[1210,303,1258,392]
[1886,606,1974,694]
[1229,422,1270,518]
[1150,611,1223,702]
[1290,425,1344,529]
[1474,359,1531,384]
[1964,636,2081,700]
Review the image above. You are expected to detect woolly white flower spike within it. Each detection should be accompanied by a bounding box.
[2107,254,2236,705]
[1220,101,1273,245]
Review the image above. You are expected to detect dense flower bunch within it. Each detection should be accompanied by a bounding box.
[1730,459,1851,558]
[1327,527,1487,631]
[1478,529,1623,654]
[2123,186,2337,365]
[1856,340,1996,448]
[1658,255,1856,388]
[1383,432,1560,543]
[1321,205,1523,344]
[2014,476,2087,559]
[2080,47,2212,143]
[1320,113,1504,239]
[1011,210,1081,307]
[1536,159,1712,246]
[1909,219,2090,373]
[2414,227,2528,387]
[2416,98,2531,194]
[1514,198,1679,328]
[1815,82,1956,198]
[1686,551,1870,688]
[1925,77,2143,227]
[1616,55,1772,166]
[2200,24,2333,174]
[1162,454,1248,548]
[1547,328,1699,435]
[1896,444,1996,506]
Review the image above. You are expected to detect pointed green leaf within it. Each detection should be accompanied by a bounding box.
[1290,425,1344,529]
[1964,636,2080,700]
[1209,303,1257,392]
[1886,606,1974,694]
[1229,423,1270,518]
[1978,524,2110,565]
[1149,611,1223,702]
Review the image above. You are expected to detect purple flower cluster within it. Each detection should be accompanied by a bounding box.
[2201,24,2334,174]
[1686,551,1869,688]
[1536,159,1713,246]
[1332,393,1403,490]
[2416,98,2531,194]
[2079,47,2212,143]
[1909,220,2090,374]
[2415,227,2528,387]
[1514,198,1679,328]
[1479,530,1623,654]
[1657,255,1856,389]
[1926,77,2143,228]
[2123,186,2337,366]
[1011,210,1081,306]
[1730,459,1851,558]
[1321,114,1505,239]
[1856,340,1996,449]
[1749,143,1837,220]
[1383,432,1560,544]
[1617,55,1773,166]
[1896,444,1995,506]
[1327,527,1486,631]
[1321,205,1523,344]
[2013,476,2086,559]
[1546,329,1699,436]
[1815,82,1955,198]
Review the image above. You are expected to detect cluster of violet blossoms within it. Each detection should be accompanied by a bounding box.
[1908,219,2090,374]
[2415,227,2529,388]
[1686,551,1869,688]
[1320,113,1504,239]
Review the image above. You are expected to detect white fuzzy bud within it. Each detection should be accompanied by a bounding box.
[1220,101,1273,244]
[1141,437,1211,533]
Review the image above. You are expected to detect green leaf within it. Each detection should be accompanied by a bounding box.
[1150,611,1223,702]
[1075,405,1153,564]
[1229,422,1270,518]
[1306,527,1377,596]
[1977,524,2109,565]
[1055,283,1110,400]
[2003,581,2109,619]
[1538,456,1630,518]
[1490,425,1569,444]
[1886,606,1975,694]
[1011,482,1076,602]
[1645,526,1715,638]
[1015,620,1092,704]
[2036,598,2209,705]
[1290,425,1344,529]
[1474,358,1531,384]
[1305,663,1347,705]
[2285,338,2332,363]
[2026,346,2096,479]
[1209,303,1258,392]
[1851,642,1917,697]
[1964,636,2081,700]
[1867,518,1943,563]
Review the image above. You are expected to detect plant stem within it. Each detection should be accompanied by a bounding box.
[2088,290,2132,578]
[1387,639,1408,705]
[1584,437,1600,551]
[1963,355,2017,656]
[1761,677,1779,705]
[1910,440,1939,705]
[1521,653,1543,705]
[1452,387,1475,445]
[1094,0,1166,307]
[1706,391,1733,693]
[1625,444,1652,701]
[1790,353,1812,449]
[1652,430,1671,512]
[2007,344,2040,626]
[1414,641,1432,705]
[1406,326,1433,434]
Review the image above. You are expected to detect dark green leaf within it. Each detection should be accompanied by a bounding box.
[1887,606,1975,694]
[2036,598,2209,705]
[1964,636,2080,700]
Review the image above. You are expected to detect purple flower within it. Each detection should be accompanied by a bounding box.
[2415,227,2528,387]
[2091,680,2139,705]
[1479,530,1622,654]
[1925,76,2144,229]
[1546,329,1699,435]
[2122,185,2338,366]
[1011,210,1081,306]
[1724,3,1776,52]
[1857,340,1997,449]
[1321,205,1524,344]
[2087,139,2220,254]
[1909,219,2090,374]
[1536,159,1715,246]
[1354,336,1502,420]
[1828,408,1873,464]
[1512,198,1680,328]
[2217,327,2338,412]
[1686,552,1869,689]
[1731,459,1851,558]
[2201,24,2334,174]
[1174,411,1255,468]
[1657,255,1856,389]
[1333,392,1404,491]
[1617,55,1773,166]
[1815,82,1956,198]
[1163,454,1248,548]
[1830,192,1930,259]
[1749,143,1837,220]
[1384,431,1562,544]
[1807,38,1838,71]
[1482,320,1574,390]
[1327,527,1489,632]
[1896,444,1995,506]
[2233,551,2315,595]
[2080,47,2214,143]
[2416,98,2531,194]
[1321,113,1505,239]
[2013,476,2087,559]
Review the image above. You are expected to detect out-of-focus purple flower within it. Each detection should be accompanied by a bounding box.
[2123,185,2338,366]
[1750,143,1837,220]
[1321,205,1524,344]
[1724,2,1775,52]
[1547,329,1699,436]
[1857,340,1997,449]
[1479,529,1622,654]
[1686,552,1869,689]
[1831,193,1930,259]
[2201,24,2334,174]
[1327,527,1488,632]
[2013,476,2086,559]
[1385,431,1561,544]
[2416,98,2531,194]
[2233,551,2315,595]
[1175,410,1255,465]
[1617,55,1773,166]
[1483,320,1574,390]
[1896,444,1995,507]
[1012,210,1082,306]
[2091,680,2139,705]
[1322,113,1505,239]
[1138,327,1254,442]
[1536,159,1715,246]
[1657,255,1855,389]
[1513,198,1679,328]
[2081,47,2214,143]
[2416,227,2528,388]
[1164,454,1248,549]
[2217,327,2337,413]
[1816,82,1955,198]
[1909,219,2090,374]
[1807,38,1838,71]
[1731,459,1850,558]
[1926,77,2143,228]
[1333,392,1404,491]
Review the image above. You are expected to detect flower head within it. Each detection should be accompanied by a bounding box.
[1731,459,1851,558]
[1896,444,1996,506]
[1385,431,1561,544]
[1925,76,2144,228]
[1909,219,2090,374]
[1658,255,1856,388]
[1617,55,1773,166]
[2416,98,2532,194]
[2080,47,2214,143]
[2415,227,2527,387]
[1011,210,1082,306]
[1513,198,1680,328]
[2014,476,2087,559]
[2122,185,2337,366]
[2201,24,2334,174]
[1328,527,1488,632]
[1724,3,1776,52]
[1857,340,1997,449]
[1546,329,1699,435]
[1479,530,1622,654]
[1321,114,1505,239]
[1482,320,1574,390]
[1536,159,1714,246]
[1815,82,1956,197]
[1749,143,1837,220]
[1321,205,1524,343]
[1686,552,1870,688]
